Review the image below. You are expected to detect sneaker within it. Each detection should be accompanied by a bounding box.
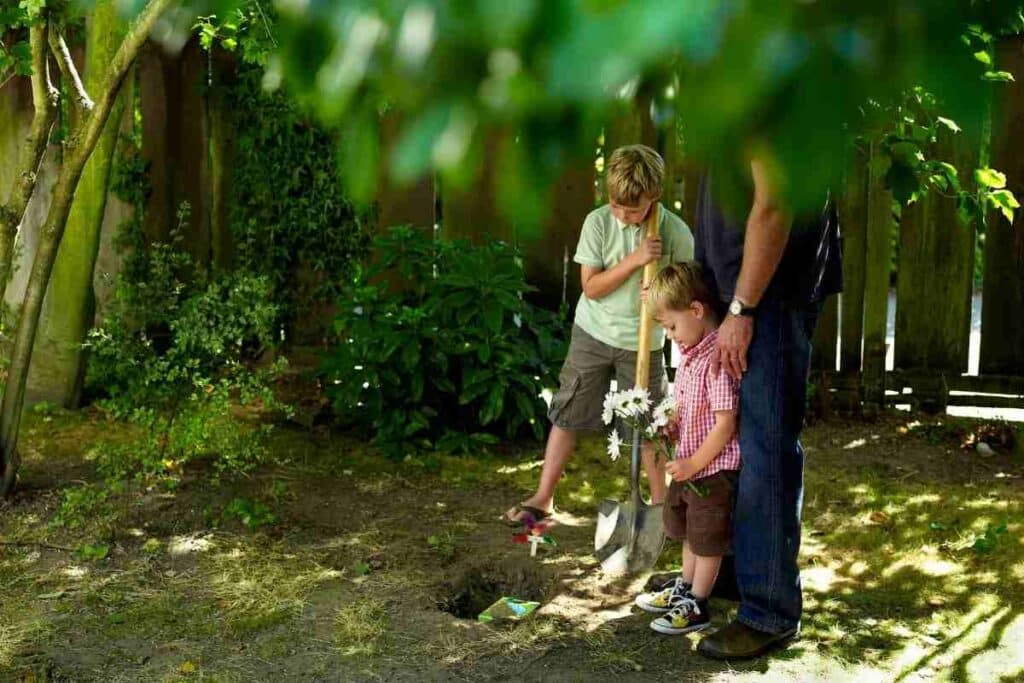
[650,595,711,635]
[634,576,692,614]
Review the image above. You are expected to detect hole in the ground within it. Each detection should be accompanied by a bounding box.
[439,558,549,620]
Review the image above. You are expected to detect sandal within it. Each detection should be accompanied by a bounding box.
[502,503,553,527]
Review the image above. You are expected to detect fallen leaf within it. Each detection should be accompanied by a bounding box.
[869,511,890,525]
[179,661,196,674]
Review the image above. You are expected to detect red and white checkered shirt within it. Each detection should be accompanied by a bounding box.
[671,329,741,479]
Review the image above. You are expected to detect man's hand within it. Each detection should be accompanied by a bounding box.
[665,458,700,482]
[632,235,662,267]
[711,314,754,380]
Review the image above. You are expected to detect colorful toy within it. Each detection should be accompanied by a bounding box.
[511,512,557,557]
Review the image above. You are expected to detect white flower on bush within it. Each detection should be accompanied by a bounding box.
[607,428,623,461]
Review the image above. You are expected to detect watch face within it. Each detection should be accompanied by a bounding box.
[729,300,742,316]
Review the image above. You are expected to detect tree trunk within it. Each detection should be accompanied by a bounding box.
[0,24,57,301]
[31,1,129,408]
[1,0,173,498]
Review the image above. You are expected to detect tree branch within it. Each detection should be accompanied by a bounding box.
[0,23,58,300]
[49,30,94,114]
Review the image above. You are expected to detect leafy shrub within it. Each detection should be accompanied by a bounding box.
[86,211,288,484]
[322,226,568,458]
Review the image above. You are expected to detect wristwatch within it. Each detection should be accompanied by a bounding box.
[728,297,756,317]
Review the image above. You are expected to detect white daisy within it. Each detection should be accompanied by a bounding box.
[602,390,618,425]
[623,387,652,418]
[607,428,623,461]
[652,396,676,429]
[614,389,634,416]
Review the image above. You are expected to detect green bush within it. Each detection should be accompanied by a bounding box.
[322,226,568,458]
[86,212,288,484]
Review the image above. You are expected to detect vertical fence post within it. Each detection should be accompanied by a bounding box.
[894,126,976,412]
[836,140,869,412]
[862,140,893,413]
[982,35,1024,376]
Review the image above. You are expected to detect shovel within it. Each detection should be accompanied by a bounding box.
[594,203,666,575]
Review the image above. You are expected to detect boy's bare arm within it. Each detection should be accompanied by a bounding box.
[581,236,661,300]
[666,411,737,481]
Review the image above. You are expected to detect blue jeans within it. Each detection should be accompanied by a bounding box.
[734,297,820,634]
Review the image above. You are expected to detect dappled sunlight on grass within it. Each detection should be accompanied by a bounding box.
[204,547,343,634]
[168,532,216,556]
[494,460,544,475]
[1,413,1021,680]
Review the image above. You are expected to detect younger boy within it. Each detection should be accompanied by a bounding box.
[503,145,694,525]
[634,261,740,634]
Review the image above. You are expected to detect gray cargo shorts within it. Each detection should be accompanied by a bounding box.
[547,324,668,433]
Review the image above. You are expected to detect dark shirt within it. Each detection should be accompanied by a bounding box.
[694,173,842,307]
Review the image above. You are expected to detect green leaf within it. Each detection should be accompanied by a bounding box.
[973,49,992,66]
[988,189,1020,223]
[938,162,960,192]
[885,161,919,205]
[935,117,960,134]
[76,544,110,561]
[975,168,1007,189]
[983,70,1015,83]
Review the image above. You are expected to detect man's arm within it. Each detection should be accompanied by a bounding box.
[581,235,661,300]
[734,159,792,307]
[713,159,792,379]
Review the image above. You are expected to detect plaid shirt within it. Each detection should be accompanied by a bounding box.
[671,329,741,479]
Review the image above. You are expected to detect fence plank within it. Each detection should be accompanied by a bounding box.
[982,35,1024,374]
[839,141,868,377]
[523,165,593,310]
[377,111,436,232]
[894,127,976,411]
[440,131,513,244]
[862,140,893,410]
[661,124,701,229]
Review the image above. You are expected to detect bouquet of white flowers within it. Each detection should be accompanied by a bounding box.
[602,387,706,496]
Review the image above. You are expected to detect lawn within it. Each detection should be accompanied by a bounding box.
[1,408,1022,682]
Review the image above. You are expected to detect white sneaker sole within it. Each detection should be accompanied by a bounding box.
[634,596,672,614]
[650,620,711,635]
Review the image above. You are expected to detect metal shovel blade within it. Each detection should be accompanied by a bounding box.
[595,496,665,574]
[594,430,666,574]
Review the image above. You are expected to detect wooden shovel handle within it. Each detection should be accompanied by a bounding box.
[634,203,660,390]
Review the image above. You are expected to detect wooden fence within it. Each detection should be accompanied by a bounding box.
[810,35,1024,415]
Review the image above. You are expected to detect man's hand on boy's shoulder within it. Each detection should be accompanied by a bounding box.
[712,314,754,381]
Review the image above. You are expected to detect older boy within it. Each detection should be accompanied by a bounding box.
[504,144,694,525]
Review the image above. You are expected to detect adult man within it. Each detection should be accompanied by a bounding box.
[694,160,842,660]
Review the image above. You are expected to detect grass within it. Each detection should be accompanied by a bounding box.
[334,598,389,656]
[0,409,1021,681]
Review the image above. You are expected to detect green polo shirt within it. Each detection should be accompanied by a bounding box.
[573,203,694,352]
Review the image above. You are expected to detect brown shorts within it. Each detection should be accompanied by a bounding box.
[662,470,738,557]
[547,325,668,433]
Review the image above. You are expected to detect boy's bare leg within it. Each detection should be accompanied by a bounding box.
[641,442,667,504]
[681,541,697,585]
[505,425,576,522]
[690,553,723,600]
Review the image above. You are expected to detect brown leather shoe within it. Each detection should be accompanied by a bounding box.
[697,620,798,660]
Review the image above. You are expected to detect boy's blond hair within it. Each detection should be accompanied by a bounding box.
[647,261,715,314]
[606,144,664,206]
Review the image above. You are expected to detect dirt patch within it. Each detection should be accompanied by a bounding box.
[439,556,551,619]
